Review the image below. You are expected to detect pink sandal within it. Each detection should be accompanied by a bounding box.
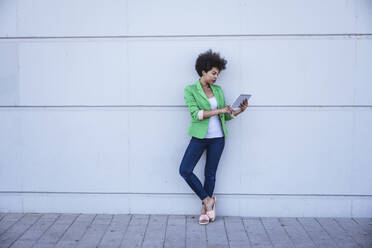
[199,214,209,225]
[206,196,217,222]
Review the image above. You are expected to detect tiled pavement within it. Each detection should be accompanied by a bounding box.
[0,213,371,248]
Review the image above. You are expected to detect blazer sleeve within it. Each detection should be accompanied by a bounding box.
[184,86,203,121]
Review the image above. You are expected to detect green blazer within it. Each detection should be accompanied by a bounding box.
[184,79,233,139]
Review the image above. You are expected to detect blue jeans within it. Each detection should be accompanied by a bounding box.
[179,136,225,201]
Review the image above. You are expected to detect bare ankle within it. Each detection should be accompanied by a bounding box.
[202,196,210,205]
[201,204,207,214]
[202,197,213,211]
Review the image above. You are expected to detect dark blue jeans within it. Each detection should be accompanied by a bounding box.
[179,136,225,201]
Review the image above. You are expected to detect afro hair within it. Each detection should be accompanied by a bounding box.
[195,49,227,77]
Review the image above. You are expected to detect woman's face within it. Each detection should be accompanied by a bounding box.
[202,67,220,85]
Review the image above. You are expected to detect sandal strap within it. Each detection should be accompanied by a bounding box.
[206,210,215,219]
[199,214,209,221]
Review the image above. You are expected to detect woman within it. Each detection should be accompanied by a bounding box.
[179,49,248,224]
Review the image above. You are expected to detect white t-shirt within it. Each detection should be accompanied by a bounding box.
[205,96,224,138]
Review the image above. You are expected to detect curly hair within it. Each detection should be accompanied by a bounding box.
[195,49,227,77]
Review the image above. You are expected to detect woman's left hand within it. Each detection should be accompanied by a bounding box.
[239,99,248,112]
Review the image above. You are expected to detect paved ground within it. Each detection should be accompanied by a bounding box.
[0,213,371,248]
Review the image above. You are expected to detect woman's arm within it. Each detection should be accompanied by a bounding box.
[231,108,243,117]
[221,93,248,120]
[231,98,248,117]
[184,86,203,121]
[201,106,232,119]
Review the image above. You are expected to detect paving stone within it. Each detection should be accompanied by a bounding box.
[278,217,316,248]
[120,214,149,248]
[34,214,79,246]
[186,215,207,248]
[31,243,55,248]
[54,214,96,248]
[141,215,168,248]
[99,214,131,248]
[8,239,35,248]
[0,213,41,248]
[10,213,60,248]
[224,216,251,248]
[316,217,361,248]
[164,215,186,248]
[0,212,370,248]
[353,217,372,246]
[0,213,25,236]
[0,213,7,222]
[297,217,338,248]
[206,216,229,248]
[243,217,273,248]
[335,218,372,248]
[260,217,295,248]
[76,214,113,248]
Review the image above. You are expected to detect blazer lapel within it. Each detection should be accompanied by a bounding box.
[196,79,225,110]
[196,79,209,102]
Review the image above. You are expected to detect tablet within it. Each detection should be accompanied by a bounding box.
[231,94,251,110]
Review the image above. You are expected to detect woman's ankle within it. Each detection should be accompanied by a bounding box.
[202,197,213,210]
[201,204,207,214]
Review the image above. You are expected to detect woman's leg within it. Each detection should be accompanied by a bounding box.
[204,137,225,197]
[179,137,209,201]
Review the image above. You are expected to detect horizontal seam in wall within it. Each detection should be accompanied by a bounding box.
[0,105,372,108]
[0,191,371,197]
[0,33,372,40]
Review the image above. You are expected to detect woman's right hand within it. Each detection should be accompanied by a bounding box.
[220,105,233,114]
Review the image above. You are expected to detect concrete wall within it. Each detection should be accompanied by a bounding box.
[1,0,372,217]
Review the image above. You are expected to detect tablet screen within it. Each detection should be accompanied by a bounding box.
[231,94,251,110]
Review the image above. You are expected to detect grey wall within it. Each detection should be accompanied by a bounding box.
[1,0,372,217]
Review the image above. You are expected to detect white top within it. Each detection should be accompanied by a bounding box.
[205,96,224,138]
